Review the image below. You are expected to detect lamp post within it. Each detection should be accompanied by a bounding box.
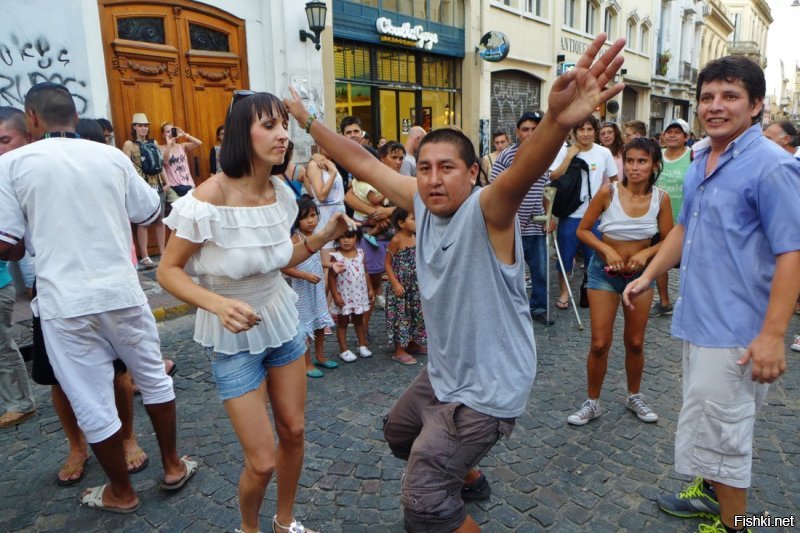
[299,1,328,51]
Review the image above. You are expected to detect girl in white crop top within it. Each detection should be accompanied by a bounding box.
[567,138,673,428]
[158,92,353,533]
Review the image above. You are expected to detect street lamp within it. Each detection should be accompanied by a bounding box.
[299,1,328,51]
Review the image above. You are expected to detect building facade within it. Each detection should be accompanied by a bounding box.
[2,0,327,171]
[329,0,466,142]
[721,0,772,68]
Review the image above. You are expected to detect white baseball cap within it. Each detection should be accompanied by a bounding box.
[663,118,689,135]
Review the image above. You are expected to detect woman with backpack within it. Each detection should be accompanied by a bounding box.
[122,113,167,270]
[549,115,617,309]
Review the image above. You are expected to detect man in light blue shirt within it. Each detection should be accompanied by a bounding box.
[624,57,800,533]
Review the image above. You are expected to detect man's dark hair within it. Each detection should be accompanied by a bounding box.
[418,127,483,185]
[696,56,765,124]
[623,120,647,137]
[216,124,224,137]
[378,140,405,160]
[339,116,362,133]
[221,91,290,178]
[24,82,77,126]
[0,106,27,135]
[97,118,113,133]
[75,118,106,143]
[492,130,509,141]
[517,111,543,128]
[573,115,600,135]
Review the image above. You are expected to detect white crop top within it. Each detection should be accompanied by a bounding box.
[598,183,663,241]
[163,176,300,354]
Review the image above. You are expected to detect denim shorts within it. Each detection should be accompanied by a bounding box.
[210,331,306,402]
[586,254,654,294]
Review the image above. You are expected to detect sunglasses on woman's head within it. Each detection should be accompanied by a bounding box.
[228,90,256,117]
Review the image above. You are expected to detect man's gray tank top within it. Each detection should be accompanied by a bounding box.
[414,188,536,418]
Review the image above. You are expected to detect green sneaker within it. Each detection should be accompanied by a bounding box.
[697,518,751,533]
[657,477,720,519]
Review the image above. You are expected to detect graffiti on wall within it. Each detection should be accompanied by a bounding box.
[478,119,491,159]
[0,35,89,113]
[289,75,324,164]
[489,74,541,143]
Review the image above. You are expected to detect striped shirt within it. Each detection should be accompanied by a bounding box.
[489,143,561,237]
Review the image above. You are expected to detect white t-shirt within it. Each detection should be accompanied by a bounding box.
[0,138,160,319]
[570,143,617,218]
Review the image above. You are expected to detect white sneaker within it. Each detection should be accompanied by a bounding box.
[626,393,658,423]
[339,350,357,363]
[567,399,601,426]
[358,345,373,358]
[791,335,800,352]
[376,295,386,309]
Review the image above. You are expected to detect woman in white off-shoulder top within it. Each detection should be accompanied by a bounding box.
[158,92,352,533]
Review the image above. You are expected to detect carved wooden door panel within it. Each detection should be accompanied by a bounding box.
[100,0,248,183]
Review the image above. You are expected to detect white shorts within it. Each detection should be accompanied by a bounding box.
[674,342,769,489]
[41,304,174,443]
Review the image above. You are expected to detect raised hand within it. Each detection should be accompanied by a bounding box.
[548,34,626,129]
[285,86,311,126]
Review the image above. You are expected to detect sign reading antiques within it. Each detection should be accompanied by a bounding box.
[478,31,510,63]
[375,17,438,50]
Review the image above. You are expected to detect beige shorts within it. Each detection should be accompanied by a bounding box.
[674,342,769,489]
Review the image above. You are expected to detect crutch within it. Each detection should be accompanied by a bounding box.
[534,187,583,330]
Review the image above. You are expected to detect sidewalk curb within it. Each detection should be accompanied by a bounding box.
[151,302,195,322]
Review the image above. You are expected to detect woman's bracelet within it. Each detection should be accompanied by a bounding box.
[302,236,315,255]
[304,114,317,133]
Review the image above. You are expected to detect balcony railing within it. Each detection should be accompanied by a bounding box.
[728,40,760,56]
[679,61,692,82]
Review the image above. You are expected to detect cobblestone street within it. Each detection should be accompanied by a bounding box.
[2,296,798,532]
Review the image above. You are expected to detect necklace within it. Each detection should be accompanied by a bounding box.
[43,131,80,139]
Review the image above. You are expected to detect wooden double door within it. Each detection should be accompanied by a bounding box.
[100,0,248,183]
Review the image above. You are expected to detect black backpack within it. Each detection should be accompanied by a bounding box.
[135,140,163,175]
[551,156,591,218]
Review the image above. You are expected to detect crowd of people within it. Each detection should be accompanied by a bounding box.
[0,30,799,533]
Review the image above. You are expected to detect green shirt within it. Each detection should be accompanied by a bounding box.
[659,147,692,221]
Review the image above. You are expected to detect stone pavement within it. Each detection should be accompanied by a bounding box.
[1,279,799,532]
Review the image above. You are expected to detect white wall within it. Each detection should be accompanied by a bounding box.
[1,0,98,116]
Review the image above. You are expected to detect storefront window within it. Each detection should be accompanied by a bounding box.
[377,50,417,84]
[380,0,464,26]
[335,83,373,135]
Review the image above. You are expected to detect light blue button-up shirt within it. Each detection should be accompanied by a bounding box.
[671,124,800,348]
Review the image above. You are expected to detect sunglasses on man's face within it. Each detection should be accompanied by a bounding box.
[228,90,256,117]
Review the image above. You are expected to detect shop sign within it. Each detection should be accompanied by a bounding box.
[478,31,510,63]
[375,17,438,50]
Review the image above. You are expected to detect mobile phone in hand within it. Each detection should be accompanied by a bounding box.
[171,127,178,137]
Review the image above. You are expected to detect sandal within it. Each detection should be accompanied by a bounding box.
[555,299,569,310]
[306,368,324,378]
[392,355,417,366]
[273,515,318,533]
[79,484,140,514]
[125,448,149,474]
[57,455,90,487]
[159,456,199,491]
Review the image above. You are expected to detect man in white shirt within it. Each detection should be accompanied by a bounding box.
[0,83,197,513]
[550,115,617,307]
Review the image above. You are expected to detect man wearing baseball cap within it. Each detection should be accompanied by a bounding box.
[490,110,567,326]
[650,118,691,318]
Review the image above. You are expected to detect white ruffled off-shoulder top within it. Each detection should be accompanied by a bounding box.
[163,176,300,355]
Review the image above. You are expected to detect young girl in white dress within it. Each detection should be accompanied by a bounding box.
[329,229,374,362]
